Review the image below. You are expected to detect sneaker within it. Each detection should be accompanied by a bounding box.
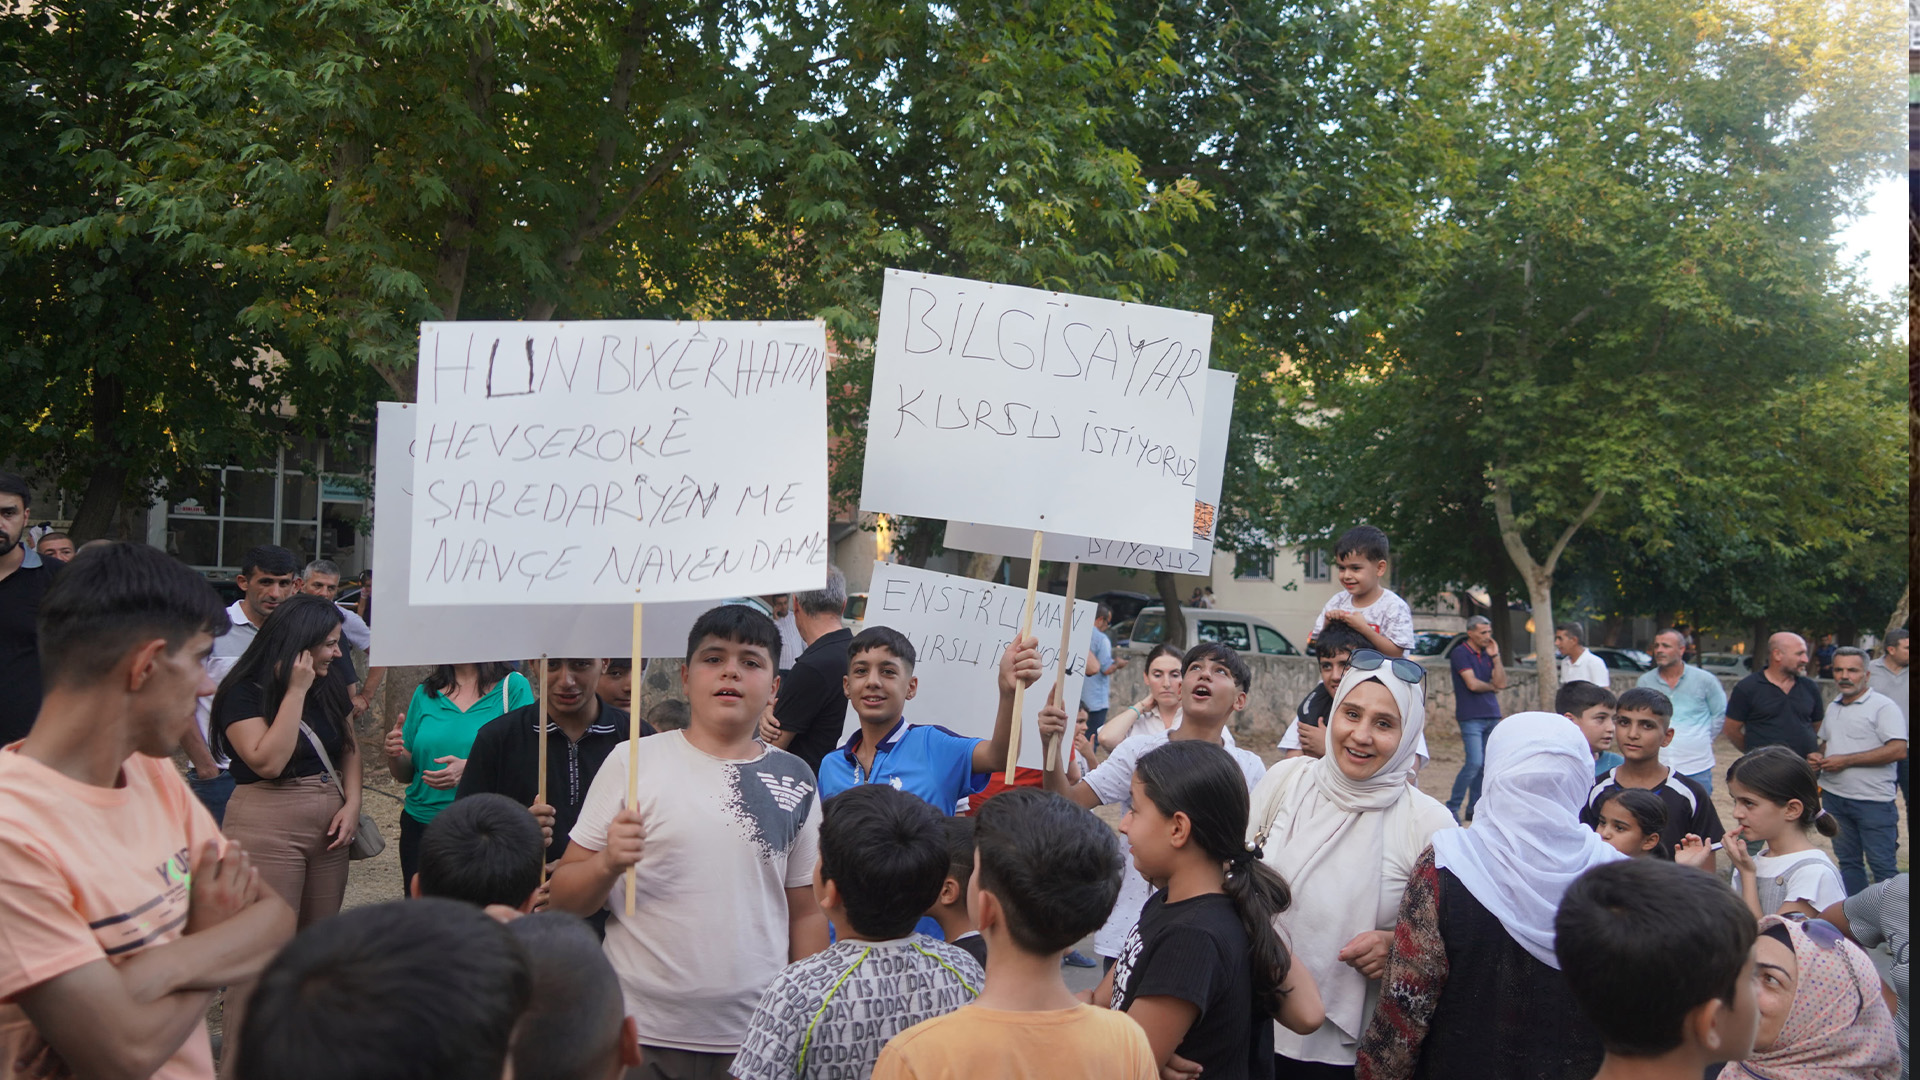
[1063,949,1097,969]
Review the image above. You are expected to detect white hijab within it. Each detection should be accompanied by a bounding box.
[1430,711,1624,969]
[1255,665,1430,1041]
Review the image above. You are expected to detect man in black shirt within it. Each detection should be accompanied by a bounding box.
[457,657,652,865]
[0,474,61,744]
[1724,631,1823,758]
[762,566,852,775]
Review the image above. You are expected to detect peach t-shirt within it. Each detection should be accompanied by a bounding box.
[871,1003,1156,1080]
[0,745,224,1080]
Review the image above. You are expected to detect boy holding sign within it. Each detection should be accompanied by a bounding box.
[815,626,1043,812]
[549,606,828,1077]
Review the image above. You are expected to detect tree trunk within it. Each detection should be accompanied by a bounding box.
[1492,480,1606,711]
[1154,571,1187,647]
[67,372,127,542]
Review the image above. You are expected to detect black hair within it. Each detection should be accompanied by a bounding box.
[1334,525,1389,563]
[1310,623,1369,660]
[0,472,30,508]
[36,542,230,688]
[1726,745,1840,837]
[1183,641,1252,692]
[603,658,633,675]
[237,544,298,578]
[1614,686,1673,724]
[1555,621,1587,645]
[685,603,782,668]
[1556,679,1617,717]
[1555,861,1758,1057]
[236,898,531,1080]
[848,625,916,670]
[1597,788,1671,859]
[505,913,625,1080]
[422,662,518,700]
[645,698,689,731]
[417,793,545,910]
[1135,740,1294,1018]
[1144,641,1186,670]
[210,594,347,760]
[818,785,950,938]
[1095,602,1114,621]
[973,789,1122,955]
[941,814,976,882]
[1886,629,1910,647]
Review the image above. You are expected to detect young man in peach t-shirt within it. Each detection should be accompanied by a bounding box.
[0,543,294,1079]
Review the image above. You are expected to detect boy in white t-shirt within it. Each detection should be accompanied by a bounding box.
[1311,526,1415,658]
[551,604,829,1077]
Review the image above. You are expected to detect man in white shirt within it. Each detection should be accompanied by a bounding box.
[1868,628,1908,807]
[1812,647,1907,896]
[1635,628,1728,792]
[1554,622,1609,688]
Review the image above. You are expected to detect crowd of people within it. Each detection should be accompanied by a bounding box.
[0,475,1907,1080]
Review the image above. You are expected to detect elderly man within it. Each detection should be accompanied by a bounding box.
[1812,647,1907,894]
[1868,629,1908,806]
[1554,622,1609,688]
[1723,631,1822,757]
[1637,628,1729,792]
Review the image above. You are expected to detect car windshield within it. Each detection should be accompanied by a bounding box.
[1131,611,1166,645]
[1412,631,1453,656]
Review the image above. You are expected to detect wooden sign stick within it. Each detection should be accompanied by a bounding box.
[536,654,549,886]
[1003,530,1045,787]
[1044,561,1080,771]
[626,603,643,916]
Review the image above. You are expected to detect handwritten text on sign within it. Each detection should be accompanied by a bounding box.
[410,321,829,605]
[859,562,1095,771]
[861,270,1213,547]
[945,370,1237,574]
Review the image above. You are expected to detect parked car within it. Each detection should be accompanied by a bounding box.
[1412,629,1465,657]
[1590,647,1654,672]
[1088,590,1156,626]
[1699,652,1751,676]
[1125,607,1300,656]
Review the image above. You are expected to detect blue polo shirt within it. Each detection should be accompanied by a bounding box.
[816,719,987,815]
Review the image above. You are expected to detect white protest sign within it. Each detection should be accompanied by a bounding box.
[857,562,1095,771]
[861,269,1213,546]
[944,369,1236,575]
[409,320,829,605]
[371,402,728,666]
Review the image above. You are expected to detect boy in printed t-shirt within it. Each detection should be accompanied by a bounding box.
[731,785,984,1080]
[0,543,295,1080]
[1311,525,1416,658]
[1580,688,1725,856]
[872,789,1156,1080]
[550,605,830,1079]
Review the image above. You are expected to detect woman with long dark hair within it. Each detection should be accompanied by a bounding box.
[386,661,533,893]
[212,593,360,926]
[1085,739,1325,1079]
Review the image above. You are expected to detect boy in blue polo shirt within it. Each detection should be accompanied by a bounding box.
[816,626,1041,812]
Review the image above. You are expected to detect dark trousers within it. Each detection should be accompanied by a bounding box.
[187,767,236,827]
[400,810,430,895]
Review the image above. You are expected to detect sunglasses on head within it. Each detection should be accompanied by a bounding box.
[1783,915,1848,951]
[1349,648,1426,685]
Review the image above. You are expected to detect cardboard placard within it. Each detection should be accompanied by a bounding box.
[409,320,829,605]
[856,562,1095,771]
[944,369,1237,574]
[861,270,1213,546]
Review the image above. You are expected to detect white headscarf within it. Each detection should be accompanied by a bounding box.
[1431,711,1624,968]
[1257,664,1430,1041]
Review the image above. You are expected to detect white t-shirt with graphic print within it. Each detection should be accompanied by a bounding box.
[571,730,822,1054]
[1312,589,1417,652]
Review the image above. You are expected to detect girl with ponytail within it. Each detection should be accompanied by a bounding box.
[1084,739,1325,1079]
[1724,745,1846,919]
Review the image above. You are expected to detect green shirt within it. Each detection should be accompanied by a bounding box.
[402,671,535,822]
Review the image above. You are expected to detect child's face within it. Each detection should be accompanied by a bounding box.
[1593,799,1659,857]
[1328,678,1404,781]
[1180,657,1247,724]
[1612,708,1672,763]
[1751,934,1799,1053]
[843,646,917,724]
[1567,705,1614,757]
[1728,780,1799,843]
[1119,775,1182,887]
[680,636,777,731]
[1335,553,1386,597]
[1318,649,1353,696]
[1145,654,1184,710]
[598,664,632,710]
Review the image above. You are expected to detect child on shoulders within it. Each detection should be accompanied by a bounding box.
[1311,526,1415,658]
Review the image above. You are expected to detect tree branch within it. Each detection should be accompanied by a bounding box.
[1490,477,1541,581]
[1542,487,1605,575]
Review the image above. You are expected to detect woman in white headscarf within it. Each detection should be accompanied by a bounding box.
[1355,712,1625,1080]
[1247,650,1457,1079]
